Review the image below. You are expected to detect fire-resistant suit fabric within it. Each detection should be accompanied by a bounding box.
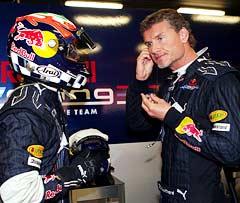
[0,83,69,202]
[126,49,240,203]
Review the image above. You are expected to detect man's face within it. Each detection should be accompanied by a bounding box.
[143,20,186,69]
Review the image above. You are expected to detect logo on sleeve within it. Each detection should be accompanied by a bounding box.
[212,123,230,132]
[209,110,228,122]
[27,145,44,158]
[28,156,41,168]
[176,117,203,142]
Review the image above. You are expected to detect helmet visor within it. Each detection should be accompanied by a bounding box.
[65,28,96,63]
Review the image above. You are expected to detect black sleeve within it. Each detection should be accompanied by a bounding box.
[164,73,240,166]
[126,78,160,132]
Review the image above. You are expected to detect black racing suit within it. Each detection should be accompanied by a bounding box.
[0,83,69,202]
[126,49,240,203]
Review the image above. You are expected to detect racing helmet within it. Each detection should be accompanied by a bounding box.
[7,12,96,89]
[69,128,114,186]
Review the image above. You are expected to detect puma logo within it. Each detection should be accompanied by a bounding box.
[177,189,187,200]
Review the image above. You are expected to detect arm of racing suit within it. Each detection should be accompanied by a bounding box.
[126,79,160,131]
[164,72,240,166]
[0,171,64,202]
[0,111,68,202]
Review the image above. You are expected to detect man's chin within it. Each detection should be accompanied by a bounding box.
[157,64,169,69]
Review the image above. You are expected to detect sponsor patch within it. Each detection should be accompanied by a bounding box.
[27,156,41,168]
[212,123,230,132]
[42,175,57,184]
[175,117,203,142]
[209,110,228,122]
[27,144,44,158]
[45,184,62,199]
[180,79,199,91]
[180,85,199,90]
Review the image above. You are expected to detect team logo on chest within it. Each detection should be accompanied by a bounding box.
[180,78,199,90]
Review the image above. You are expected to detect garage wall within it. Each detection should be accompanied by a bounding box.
[110,142,162,203]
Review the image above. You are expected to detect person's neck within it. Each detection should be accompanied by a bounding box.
[170,45,197,71]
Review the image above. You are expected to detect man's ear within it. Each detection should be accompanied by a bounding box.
[179,27,189,43]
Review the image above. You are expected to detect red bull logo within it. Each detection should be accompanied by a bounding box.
[45,184,62,199]
[183,124,203,142]
[14,29,43,47]
[11,42,35,61]
[43,175,56,184]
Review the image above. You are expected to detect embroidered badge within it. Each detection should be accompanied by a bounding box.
[27,145,44,158]
[209,110,228,123]
[176,117,203,142]
[27,156,41,168]
[212,123,230,132]
[180,79,199,90]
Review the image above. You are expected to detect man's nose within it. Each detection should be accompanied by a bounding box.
[150,42,160,54]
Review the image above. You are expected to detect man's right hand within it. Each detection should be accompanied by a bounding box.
[136,48,154,81]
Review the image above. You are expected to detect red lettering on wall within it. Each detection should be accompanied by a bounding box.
[0,61,18,83]
[85,60,96,83]
[0,60,97,84]
[116,85,128,89]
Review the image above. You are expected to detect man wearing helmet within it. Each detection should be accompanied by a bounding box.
[0,13,109,202]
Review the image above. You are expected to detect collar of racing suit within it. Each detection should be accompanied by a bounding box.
[172,47,209,78]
